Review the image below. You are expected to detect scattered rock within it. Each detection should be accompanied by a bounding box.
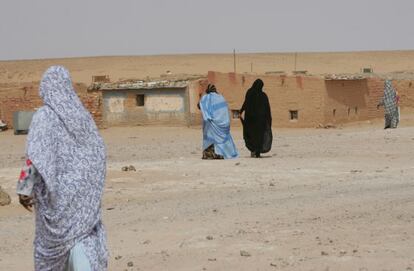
[240,250,251,257]
[237,229,247,235]
[350,169,362,173]
[269,182,275,187]
[321,251,328,256]
[206,235,214,240]
[270,263,277,267]
[324,123,336,129]
[339,250,347,256]
[0,187,11,206]
[127,261,134,267]
[121,165,136,172]
[208,258,216,261]
[106,207,115,211]
[142,240,151,245]
[115,255,122,260]
[317,123,336,129]
[235,162,240,166]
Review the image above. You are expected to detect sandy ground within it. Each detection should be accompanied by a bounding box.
[1,50,414,85]
[1,120,414,271]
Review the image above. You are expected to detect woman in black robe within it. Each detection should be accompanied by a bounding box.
[239,79,272,158]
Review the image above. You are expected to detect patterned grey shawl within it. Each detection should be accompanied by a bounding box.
[27,66,107,271]
[382,80,398,115]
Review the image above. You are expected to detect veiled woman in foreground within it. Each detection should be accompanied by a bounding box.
[240,79,272,158]
[17,66,108,271]
[199,84,239,159]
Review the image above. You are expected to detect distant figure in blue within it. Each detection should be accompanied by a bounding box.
[199,84,239,159]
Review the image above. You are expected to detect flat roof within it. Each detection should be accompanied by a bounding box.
[88,74,205,91]
[324,74,366,81]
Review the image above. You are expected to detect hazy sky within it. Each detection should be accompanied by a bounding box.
[1,0,413,60]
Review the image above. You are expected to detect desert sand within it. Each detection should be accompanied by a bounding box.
[1,50,414,270]
[1,117,414,270]
[2,50,414,85]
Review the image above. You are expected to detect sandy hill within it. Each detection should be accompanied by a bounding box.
[1,50,414,85]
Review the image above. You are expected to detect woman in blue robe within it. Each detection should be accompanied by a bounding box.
[199,84,239,159]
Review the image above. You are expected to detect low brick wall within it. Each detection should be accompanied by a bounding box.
[208,71,392,127]
[208,71,326,128]
[0,82,103,129]
[1,74,412,130]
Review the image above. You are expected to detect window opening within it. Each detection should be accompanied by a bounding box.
[136,94,145,106]
[289,110,298,120]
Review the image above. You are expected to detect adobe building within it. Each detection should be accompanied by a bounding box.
[2,71,414,130]
[88,75,206,127]
[207,71,414,128]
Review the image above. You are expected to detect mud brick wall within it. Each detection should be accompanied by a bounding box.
[392,79,414,109]
[187,79,208,126]
[0,83,42,128]
[0,82,103,129]
[208,71,326,128]
[324,78,383,124]
[207,71,398,127]
[101,87,190,127]
[365,78,386,120]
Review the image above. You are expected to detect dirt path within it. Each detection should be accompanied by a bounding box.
[0,125,413,270]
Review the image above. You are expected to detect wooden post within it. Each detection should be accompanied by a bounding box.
[294,52,297,72]
[233,49,236,73]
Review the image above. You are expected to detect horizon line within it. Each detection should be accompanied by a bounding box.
[1,49,414,62]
